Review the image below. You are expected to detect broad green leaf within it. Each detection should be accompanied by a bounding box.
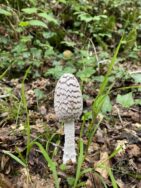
[34,88,44,100]
[45,65,76,79]
[76,12,93,22]
[38,13,59,25]
[29,20,47,28]
[0,8,12,16]
[61,40,76,47]
[116,92,134,108]
[102,95,112,113]
[93,75,104,82]
[77,67,95,81]
[131,73,141,83]
[22,8,37,14]
[135,99,141,105]
[63,67,76,74]
[45,65,63,79]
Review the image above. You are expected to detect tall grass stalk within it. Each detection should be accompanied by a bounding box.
[21,67,31,160]
[85,37,123,155]
[73,138,84,188]
[108,167,118,188]
[92,37,123,122]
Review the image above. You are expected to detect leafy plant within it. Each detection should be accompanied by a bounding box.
[116,92,134,108]
[45,65,76,79]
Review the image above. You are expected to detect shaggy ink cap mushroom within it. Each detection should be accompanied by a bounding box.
[54,73,83,164]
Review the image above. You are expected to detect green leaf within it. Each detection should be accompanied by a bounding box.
[101,95,112,114]
[19,21,29,27]
[0,8,12,16]
[108,167,118,188]
[73,139,84,188]
[135,99,141,105]
[34,89,44,100]
[38,13,59,25]
[22,8,37,14]
[123,28,137,52]
[67,177,75,186]
[63,67,76,74]
[76,12,93,22]
[45,65,76,79]
[77,67,95,81]
[131,73,141,83]
[28,20,47,28]
[116,92,134,108]
[3,150,26,167]
[45,65,63,79]
[61,40,76,47]
[93,75,104,82]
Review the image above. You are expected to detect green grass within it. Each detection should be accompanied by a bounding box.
[73,138,84,188]
[21,66,31,160]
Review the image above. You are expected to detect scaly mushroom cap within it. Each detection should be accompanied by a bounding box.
[54,73,83,121]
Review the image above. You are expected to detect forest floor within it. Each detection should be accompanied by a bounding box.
[0,61,141,188]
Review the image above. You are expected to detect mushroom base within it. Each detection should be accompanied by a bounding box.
[63,120,76,164]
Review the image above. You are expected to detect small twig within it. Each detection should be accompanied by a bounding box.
[89,38,99,63]
[114,105,123,126]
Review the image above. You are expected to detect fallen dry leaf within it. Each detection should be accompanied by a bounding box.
[94,150,111,179]
[116,179,125,188]
[126,144,140,158]
[115,140,128,157]
[86,173,103,188]
[0,173,14,188]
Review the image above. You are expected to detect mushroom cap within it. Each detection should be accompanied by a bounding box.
[54,73,83,121]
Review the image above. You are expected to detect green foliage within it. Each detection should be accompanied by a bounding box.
[101,95,112,114]
[0,95,23,124]
[0,0,140,76]
[77,67,95,82]
[21,67,31,158]
[46,65,74,79]
[34,88,44,100]
[131,73,141,83]
[116,92,134,108]
[0,8,12,16]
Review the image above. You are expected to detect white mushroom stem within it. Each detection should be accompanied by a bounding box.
[63,120,76,164]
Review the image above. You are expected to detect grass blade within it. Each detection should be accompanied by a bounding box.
[21,67,31,158]
[3,150,27,167]
[73,138,84,188]
[108,167,118,188]
[29,141,60,188]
